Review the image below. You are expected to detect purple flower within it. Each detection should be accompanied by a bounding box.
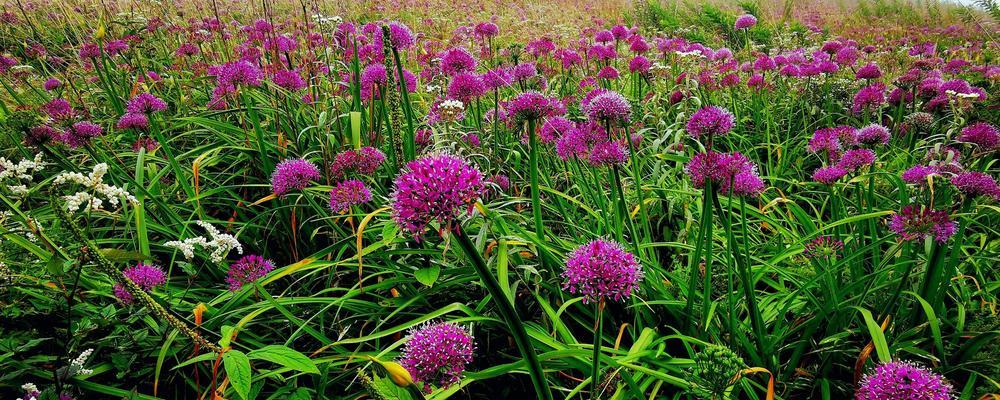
[78,43,101,59]
[555,128,590,161]
[209,60,263,97]
[474,22,499,38]
[114,263,167,304]
[852,83,886,114]
[330,147,385,178]
[629,55,651,74]
[511,63,537,81]
[594,30,614,43]
[387,21,416,49]
[508,91,558,122]
[951,172,1000,200]
[957,122,999,151]
[588,140,628,166]
[27,125,63,146]
[226,254,275,291]
[597,66,619,80]
[856,361,953,400]
[116,113,150,131]
[271,158,321,196]
[391,154,484,236]
[481,68,512,90]
[562,239,643,303]
[63,121,103,148]
[734,14,758,30]
[813,166,848,184]
[889,205,956,243]
[126,93,168,115]
[855,63,882,79]
[175,43,200,57]
[686,106,734,139]
[43,98,73,120]
[272,69,307,91]
[902,165,939,185]
[439,47,476,76]
[360,63,388,100]
[856,124,890,146]
[398,322,474,393]
[540,116,574,144]
[586,91,631,123]
[44,78,62,91]
[328,179,373,213]
[808,128,843,157]
[447,72,486,103]
[837,149,876,171]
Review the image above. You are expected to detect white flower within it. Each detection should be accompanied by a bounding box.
[70,348,95,375]
[53,163,137,213]
[165,221,242,263]
[0,153,45,196]
[21,382,38,393]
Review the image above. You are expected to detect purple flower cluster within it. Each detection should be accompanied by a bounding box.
[852,83,886,114]
[398,322,475,393]
[957,122,999,151]
[439,47,476,76]
[889,205,956,243]
[837,148,876,171]
[63,121,103,148]
[951,172,1000,200]
[126,93,168,115]
[803,236,844,259]
[856,361,952,400]
[116,113,150,131]
[447,72,486,103]
[387,21,416,49]
[114,263,167,304]
[856,124,890,146]
[562,239,643,303]
[734,14,757,30]
[329,179,372,213]
[588,140,628,166]
[686,106,734,140]
[508,91,561,122]
[329,147,385,178]
[686,151,765,196]
[272,69,307,91]
[585,90,631,123]
[391,154,484,235]
[226,254,275,291]
[271,158,321,196]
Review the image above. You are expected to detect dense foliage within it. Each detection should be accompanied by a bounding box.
[0,0,998,399]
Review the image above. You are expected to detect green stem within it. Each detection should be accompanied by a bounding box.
[453,229,552,400]
[527,118,545,241]
[591,301,605,399]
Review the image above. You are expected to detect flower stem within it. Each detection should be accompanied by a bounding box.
[591,300,605,399]
[527,118,545,241]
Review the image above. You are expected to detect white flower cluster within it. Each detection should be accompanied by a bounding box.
[312,13,342,26]
[165,220,243,263]
[53,163,138,213]
[0,153,46,196]
[438,99,465,122]
[70,348,94,375]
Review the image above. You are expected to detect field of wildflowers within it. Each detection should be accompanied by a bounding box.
[0,0,998,398]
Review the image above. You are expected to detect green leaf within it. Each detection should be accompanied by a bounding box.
[46,254,65,274]
[223,350,252,400]
[247,345,319,374]
[414,266,440,287]
[220,325,234,348]
[854,307,890,363]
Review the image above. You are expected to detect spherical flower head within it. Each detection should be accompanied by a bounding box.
[508,91,557,122]
[686,151,725,188]
[957,122,999,151]
[813,166,848,185]
[126,93,168,114]
[481,68,512,90]
[43,98,74,120]
[116,113,150,131]
[734,14,757,30]
[803,236,844,260]
[116,263,166,304]
[902,165,939,185]
[852,83,886,114]
[272,69,307,91]
[856,63,882,79]
[562,239,643,303]
[439,47,476,76]
[387,21,415,49]
[856,124,890,146]
[950,172,1000,200]
[398,322,474,393]
[686,106,734,139]
[446,72,486,103]
[586,91,631,123]
[391,154,484,236]
[226,254,275,291]
[588,140,628,167]
[64,121,103,148]
[594,30,614,43]
[727,169,765,197]
[540,116,574,144]
[629,55,651,74]
[474,21,499,38]
[327,179,373,213]
[808,127,842,156]
[271,158,321,196]
[837,149,876,171]
[360,63,388,100]
[511,63,537,81]
[856,361,953,400]
[556,128,590,161]
[44,78,62,91]
[27,125,63,146]
[597,66,619,80]
[889,205,956,243]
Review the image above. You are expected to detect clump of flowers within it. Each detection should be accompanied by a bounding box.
[562,239,643,303]
[330,147,386,178]
[329,179,372,213]
[391,154,484,236]
[53,163,138,213]
[950,172,1000,200]
[585,90,631,123]
[226,254,275,291]
[856,124,890,146]
[889,205,956,243]
[271,158,321,196]
[837,149,876,171]
[686,151,765,196]
[0,153,45,196]
[114,263,166,304]
[856,361,953,400]
[508,91,560,123]
[957,122,998,151]
[398,322,475,393]
[813,166,848,185]
[164,220,243,263]
[803,236,844,260]
[734,14,757,30]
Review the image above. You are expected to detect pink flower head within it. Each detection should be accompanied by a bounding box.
[271,158,321,196]
[856,361,953,400]
[957,122,999,151]
[813,166,848,185]
[226,254,275,291]
[734,14,757,30]
[585,90,631,123]
[686,106,734,139]
[398,322,474,393]
[114,263,167,304]
[329,179,372,213]
[391,154,484,236]
[562,239,643,303]
[126,93,168,115]
[950,172,1000,200]
[889,205,956,243]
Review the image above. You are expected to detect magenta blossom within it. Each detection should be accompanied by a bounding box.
[391,154,484,236]
[226,254,275,291]
[562,239,643,303]
[271,158,321,196]
[398,322,474,393]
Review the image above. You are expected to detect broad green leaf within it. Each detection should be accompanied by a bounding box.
[223,349,252,400]
[247,345,319,374]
